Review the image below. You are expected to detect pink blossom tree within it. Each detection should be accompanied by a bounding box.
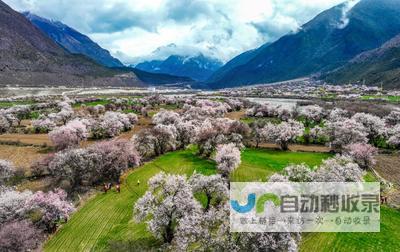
[49,119,88,150]
[344,143,378,169]
[48,140,140,192]
[92,111,133,138]
[48,148,99,192]
[215,143,241,179]
[88,140,141,182]
[31,118,56,133]
[0,220,42,252]
[26,189,75,232]
[195,118,244,157]
[126,113,139,125]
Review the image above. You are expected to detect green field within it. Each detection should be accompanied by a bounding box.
[72,99,111,108]
[0,100,36,108]
[44,148,399,252]
[301,206,400,252]
[361,95,400,103]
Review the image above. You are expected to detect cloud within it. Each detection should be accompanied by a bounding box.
[4,0,346,64]
[337,0,360,29]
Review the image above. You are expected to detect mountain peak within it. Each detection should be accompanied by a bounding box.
[135,54,223,81]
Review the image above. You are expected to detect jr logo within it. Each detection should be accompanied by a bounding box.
[230,193,281,214]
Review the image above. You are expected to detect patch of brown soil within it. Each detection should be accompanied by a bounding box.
[0,133,51,146]
[257,143,331,153]
[0,145,45,171]
[374,154,400,186]
[226,110,246,120]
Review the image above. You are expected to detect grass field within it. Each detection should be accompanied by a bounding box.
[301,206,400,252]
[361,95,400,103]
[44,148,399,252]
[72,99,111,108]
[0,100,36,108]
[44,147,330,251]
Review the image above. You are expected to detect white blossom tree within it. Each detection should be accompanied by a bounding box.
[175,121,197,148]
[344,143,378,169]
[0,160,14,183]
[215,143,241,179]
[385,110,400,126]
[152,109,181,125]
[283,164,313,182]
[299,105,324,126]
[325,118,368,151]
[134,173,201,244]
[0,113,11,133]
[0,188,32,224]
[173,202,298,252]
[263,120,304,150]
[313,155,363,182]
[328,108,349,122]
[351,113,385,142]
[189,173,228,210]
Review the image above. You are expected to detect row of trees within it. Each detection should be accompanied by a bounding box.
[34,140,140,193]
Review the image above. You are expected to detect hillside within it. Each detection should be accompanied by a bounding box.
[23,12,124,68]
[208,0,400,88]
[0,0,143,87]
[324,34,400,88]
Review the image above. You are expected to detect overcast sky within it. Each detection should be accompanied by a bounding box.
[5,0,347,64]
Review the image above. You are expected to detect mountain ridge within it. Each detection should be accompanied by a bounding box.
[207,0,400,89]
[23,12,124,68]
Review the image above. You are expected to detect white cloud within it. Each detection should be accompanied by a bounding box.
[338,0,360,29]
[4,0,347,64]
